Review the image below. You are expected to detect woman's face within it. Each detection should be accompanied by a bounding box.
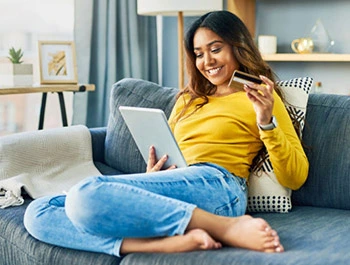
[193,27,239,90]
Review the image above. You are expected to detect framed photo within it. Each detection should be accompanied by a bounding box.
[38,41,78,84]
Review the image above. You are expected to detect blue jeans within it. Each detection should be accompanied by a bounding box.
[24,163,247,257]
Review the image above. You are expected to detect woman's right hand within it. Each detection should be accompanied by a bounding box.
[146,146,176,173]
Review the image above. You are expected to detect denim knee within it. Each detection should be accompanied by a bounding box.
[24,195,65,241]
[65,176,106,234]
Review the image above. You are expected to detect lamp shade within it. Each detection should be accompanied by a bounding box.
[137,0,223,16]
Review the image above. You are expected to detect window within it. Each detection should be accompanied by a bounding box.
[0,0,74,136]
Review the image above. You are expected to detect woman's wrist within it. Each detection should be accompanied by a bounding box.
[257,116,277,130]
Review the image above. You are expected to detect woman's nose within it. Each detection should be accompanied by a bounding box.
[204,54,215,66]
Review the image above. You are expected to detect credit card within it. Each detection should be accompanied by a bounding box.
[228,70,262,90]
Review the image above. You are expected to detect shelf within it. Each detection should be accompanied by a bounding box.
[262,53,350,62]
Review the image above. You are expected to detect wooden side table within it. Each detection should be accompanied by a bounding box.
[0,84,95,129]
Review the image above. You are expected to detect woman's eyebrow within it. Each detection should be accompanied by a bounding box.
[194,40,224,51]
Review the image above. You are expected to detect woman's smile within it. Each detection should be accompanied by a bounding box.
[206,66,223,76]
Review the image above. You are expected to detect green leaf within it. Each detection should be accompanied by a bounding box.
[7,47,24,64]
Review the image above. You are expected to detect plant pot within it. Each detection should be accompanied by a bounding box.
[0,63,33,86]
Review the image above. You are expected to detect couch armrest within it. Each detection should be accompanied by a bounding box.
[89,127,107,163]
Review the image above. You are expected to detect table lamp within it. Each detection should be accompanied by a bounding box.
[137,0,223,89]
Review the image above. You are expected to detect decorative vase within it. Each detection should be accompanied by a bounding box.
[0,63,33,86]
[308,19,335,53]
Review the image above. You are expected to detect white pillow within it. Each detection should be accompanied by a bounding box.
[247,77,313,213]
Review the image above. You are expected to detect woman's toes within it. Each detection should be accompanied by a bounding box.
[263,240,284,253]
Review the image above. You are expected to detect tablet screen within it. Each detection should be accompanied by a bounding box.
[119,106,188,169]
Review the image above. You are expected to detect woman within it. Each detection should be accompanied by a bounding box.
[24,11,308,256]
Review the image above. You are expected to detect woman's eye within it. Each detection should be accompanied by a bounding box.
[195,53,203,58]
[211,47,222,53]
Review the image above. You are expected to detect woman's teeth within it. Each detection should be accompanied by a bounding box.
[208,67,221,75]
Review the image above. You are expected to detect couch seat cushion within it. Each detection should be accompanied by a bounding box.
[121,206,350,265]
[0,198,122,265]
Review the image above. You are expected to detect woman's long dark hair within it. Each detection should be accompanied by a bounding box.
[175,11,303,173]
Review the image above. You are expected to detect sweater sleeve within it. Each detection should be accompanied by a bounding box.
[259,94,309,190]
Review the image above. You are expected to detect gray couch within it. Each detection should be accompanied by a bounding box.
[1,78,350,265]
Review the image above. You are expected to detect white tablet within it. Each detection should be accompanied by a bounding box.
[119,106,188,169]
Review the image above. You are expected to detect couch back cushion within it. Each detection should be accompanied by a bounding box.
[292,93,350,210]
[105,78,178,174]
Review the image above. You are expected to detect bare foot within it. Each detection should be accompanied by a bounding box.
[188,209,284,253]
[120,229,222,255]
[219,215,284,253]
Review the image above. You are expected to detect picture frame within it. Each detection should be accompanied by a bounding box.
[38,41,78,84]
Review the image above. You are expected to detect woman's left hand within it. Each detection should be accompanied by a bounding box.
[244,75,274,125]
[146,145,176,173]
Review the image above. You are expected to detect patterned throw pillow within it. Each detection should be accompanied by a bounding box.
[247,77,313,213]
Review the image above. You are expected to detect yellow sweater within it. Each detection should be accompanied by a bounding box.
[168,91,309,190]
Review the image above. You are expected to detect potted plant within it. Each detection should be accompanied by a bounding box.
[0,47,33,86]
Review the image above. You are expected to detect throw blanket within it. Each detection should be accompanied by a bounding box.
[0,125,101,208]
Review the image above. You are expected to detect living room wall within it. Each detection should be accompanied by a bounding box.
[161,1,350,95]
[256,0,350,95]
